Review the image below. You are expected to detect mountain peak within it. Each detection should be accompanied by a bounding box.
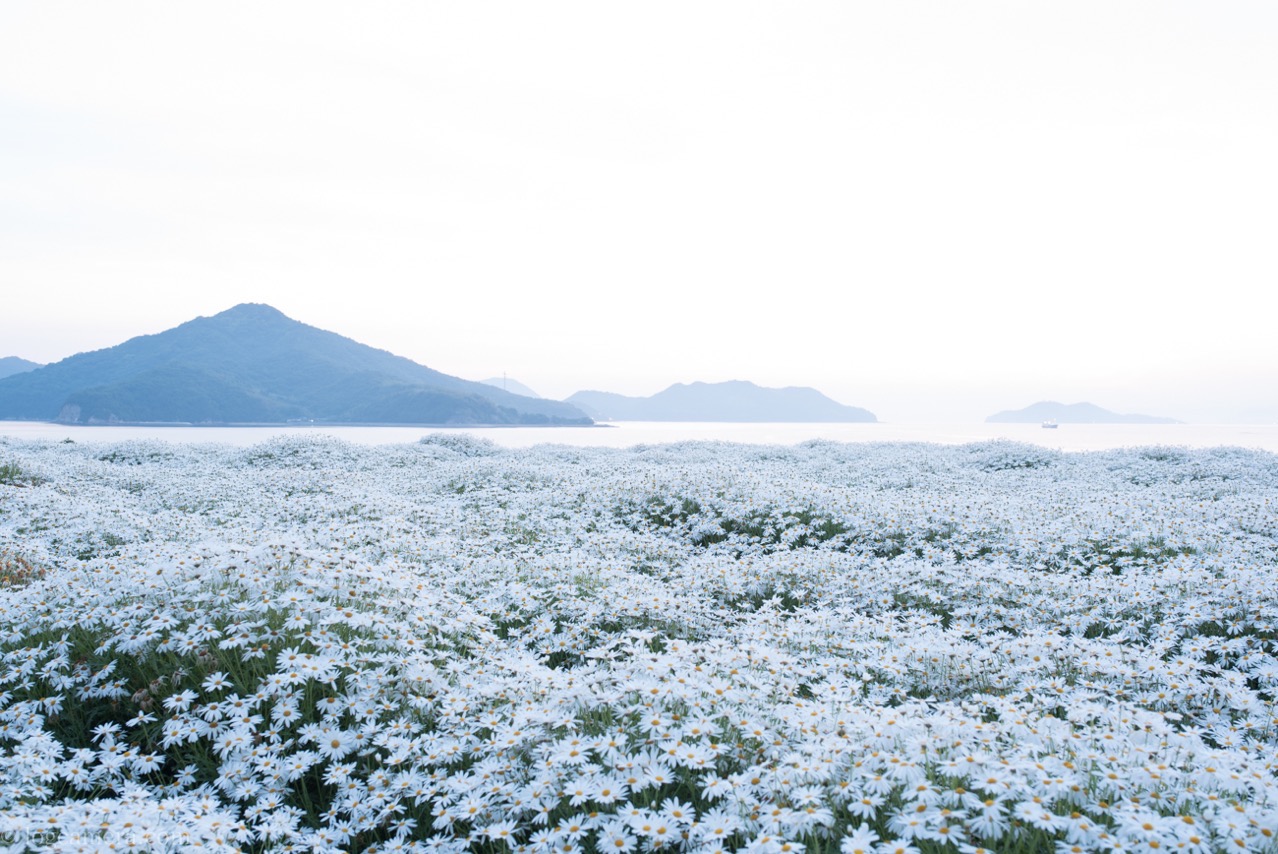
[211,303,290,321]
[0,356,43,380]
[0,306,591,426]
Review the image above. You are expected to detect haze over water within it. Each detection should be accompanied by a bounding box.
[3,421,1277,453]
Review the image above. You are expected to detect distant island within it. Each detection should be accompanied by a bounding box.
[480,377,542,399]
[566,380,877,422]
[0,357,41,380]
[986,401,1180,424]
[0,304,592,426]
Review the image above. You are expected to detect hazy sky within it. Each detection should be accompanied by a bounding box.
[3,2,1276,422]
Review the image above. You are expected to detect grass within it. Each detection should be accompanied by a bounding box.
[0,461,45,487]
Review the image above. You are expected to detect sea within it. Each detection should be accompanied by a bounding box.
[2,420,1277,453]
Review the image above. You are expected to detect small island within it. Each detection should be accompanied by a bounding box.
[986,401,1180,424]
[566,380,877,422]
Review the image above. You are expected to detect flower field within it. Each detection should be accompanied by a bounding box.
[0,434,1276,853]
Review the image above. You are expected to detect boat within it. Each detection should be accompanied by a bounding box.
[1041,420,1059,429]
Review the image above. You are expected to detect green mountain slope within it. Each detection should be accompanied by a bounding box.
[0,304,592,425]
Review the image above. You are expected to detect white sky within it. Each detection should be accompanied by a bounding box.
[3,1,1276,422]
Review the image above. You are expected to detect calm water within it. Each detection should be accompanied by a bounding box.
[2,420,1277,452]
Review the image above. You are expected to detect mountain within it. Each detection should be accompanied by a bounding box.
[566,380,876,422]
[480,377,541,398]
[0,304,592,426]
[0,357,41,380]
[986,401,1180,424]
